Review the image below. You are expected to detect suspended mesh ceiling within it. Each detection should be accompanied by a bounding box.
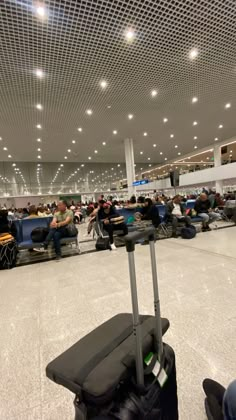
[0,0,236,164]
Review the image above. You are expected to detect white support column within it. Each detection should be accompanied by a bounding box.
[124,138,136,198]
[214,145,223,194]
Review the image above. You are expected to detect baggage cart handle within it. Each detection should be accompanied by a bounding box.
[125,227,156,252]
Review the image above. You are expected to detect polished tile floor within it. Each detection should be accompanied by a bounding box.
[0,227,235,419]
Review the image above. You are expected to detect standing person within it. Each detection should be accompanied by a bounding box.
[98,201,128,250]
[167,195,191,237]
[194,193,221,231]
[141,198,161,228]
[43,200,74,260]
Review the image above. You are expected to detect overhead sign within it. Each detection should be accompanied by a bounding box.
[132,179,149,186]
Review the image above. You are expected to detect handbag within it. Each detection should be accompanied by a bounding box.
[95,236,110,251]
[66,224,78,237]
[31,227,49,242]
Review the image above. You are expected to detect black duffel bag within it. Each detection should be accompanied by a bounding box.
[181,224,196,239]
[31,227,49,243]
[96,236,110,251]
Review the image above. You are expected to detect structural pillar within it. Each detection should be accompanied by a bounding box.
[124,138,136,198]
[214,145,223,194]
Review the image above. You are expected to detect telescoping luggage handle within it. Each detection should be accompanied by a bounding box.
[125,227,163,387]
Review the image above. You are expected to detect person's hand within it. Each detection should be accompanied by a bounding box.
[209,208,213,212]
[104,219,109,225]
[51,221,57,228]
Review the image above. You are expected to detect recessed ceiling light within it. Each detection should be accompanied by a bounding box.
[36,104,43,110]
[35,69,44,78]
[67,149,71,153]
[125,29,135,42]
[140,151,143,155]
[81,164,84,167]
[164,158,168,161]
[72,140,76,144]
[113,130,117,135]
[175,145,178,148]
[36,124,42,129]
[163,118,168,123]
[36,5,46,18]
[86,109,93,115]
[94,150,98,154]
[37,138,41,142]
[100,80,108,89]
[192,97,198,103]
[128,114,133,120]
[153,144,157,148]
[143,132,148,136]
[225,103,231,109]
[8,154,12,158]
[88,156,92,160]
[0,137,2,140]
[149,164,152,167]
[77,127,83,132]
[194,136,198,140]
[178,152,181,155]
[147,157,151,161]
[193,121,198,126]
[64,156,68,160]
[189,48,199,60]
[214,137,218,141]
[37,155,41,159]
[160,152,163,155]
[218,124,223,128]
[12,163,16,167]
[194,146,198,149]
[170,134,174,138]
[102,142,106,146]
[37,148,41,152]
[151,89,158,97]
[3,147,7,151]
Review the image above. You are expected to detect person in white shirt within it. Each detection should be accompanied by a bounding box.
[167,195,191,237]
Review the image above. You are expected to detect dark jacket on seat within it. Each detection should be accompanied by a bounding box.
[142,205,161,227]
[166,201,186,217]
[194,199,211,214]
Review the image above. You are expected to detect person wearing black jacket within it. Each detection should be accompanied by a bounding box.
[142,198,161,228]
[167,195,191,237]
[98,202,128,250]
[194,193,221,231]
[0,210,17,238]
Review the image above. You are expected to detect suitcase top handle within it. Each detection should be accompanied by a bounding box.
[125,227,155,252]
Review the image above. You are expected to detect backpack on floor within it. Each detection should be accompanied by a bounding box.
[181,225,196,239]
[95,236,110,251]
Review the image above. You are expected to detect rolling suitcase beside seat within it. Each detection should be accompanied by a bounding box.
[46,227,178,419]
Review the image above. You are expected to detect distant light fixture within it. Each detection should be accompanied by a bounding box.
[163,118,168,123]
[12,163,16,167]
[164,157,168,161]
[113,130,117,135]
[128,114,134,120]
[36,5,46,18]
[151,89,158,97]
[225,103,231,109]
[175,145,178,148]
[140,151,143,155]
[60,164,64,167]
[153,144,157,148]
[125,29,135,42]
[72,140,76,144]
[160,152,163,155]
[178,152,181,155]
[35,69,44,78]
[36,124,42,129]
[194,136,198,140]
[170,134,174,138]
[147,157,151,161]
[102,142,106,146]
[88,156,92,160]
[143,132,148,136]
[37,138,41,142]
[37,148,41,152]
[8,154,12,158]
[149,164,152,167]
[3,147,7,151]
[214,137,218,141]
[193,121,198,126]
[194,146,198,149]
[37,155,41,159]
[64,156,68,160]
[36,104,43,111]
[0,137,2,140]
[77,127,83,132]
[100,80,108,89]
[67,149,71,153]
[81,164,84,167]
[107,105,111,109]
[189,48,199,60]
[94,150,98,154]
[218,124,223,129]
[86,109,93,115]
[192,97,198,103]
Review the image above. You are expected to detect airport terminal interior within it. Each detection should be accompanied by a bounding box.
[0,1,236,419]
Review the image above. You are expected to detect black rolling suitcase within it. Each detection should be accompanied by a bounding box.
[46,227,178,419]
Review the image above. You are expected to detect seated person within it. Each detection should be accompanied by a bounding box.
[25,205,39,219]
[167,195,191,238]
[194,193,221,231]
[203,378,236,420]
[98,201,128,250]
[0,210,17,238]
[141,198,161,228]
[43,200,74,260]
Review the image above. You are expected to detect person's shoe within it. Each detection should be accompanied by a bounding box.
[206,226,212,231]
[55,255,62,261]
[172,233,178,238]
[110,243,117,250]
[42,242,48,251]
[203,379,226,404]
